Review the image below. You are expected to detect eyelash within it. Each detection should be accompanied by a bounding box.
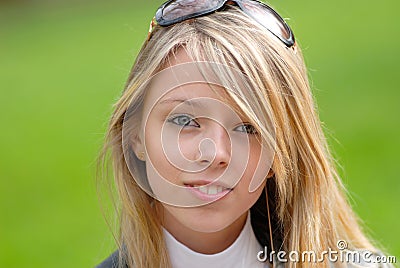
[234,124,258,134]
[167,115,257,134]
[167,114,200,128]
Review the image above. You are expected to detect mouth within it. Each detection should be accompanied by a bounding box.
[184,184,232,195]
[184,181,233,201]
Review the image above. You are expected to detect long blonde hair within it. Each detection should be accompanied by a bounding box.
[99,6,377,267]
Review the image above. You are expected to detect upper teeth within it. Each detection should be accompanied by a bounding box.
[197,185,227,195]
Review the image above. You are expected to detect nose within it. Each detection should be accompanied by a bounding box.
[197,123,231,168]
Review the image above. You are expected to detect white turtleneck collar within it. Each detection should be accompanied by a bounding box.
[162,212,269,268]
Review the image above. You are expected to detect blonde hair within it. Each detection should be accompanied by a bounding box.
[99,6,378,268]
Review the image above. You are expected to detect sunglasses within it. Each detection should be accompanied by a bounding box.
[154,0,295,47]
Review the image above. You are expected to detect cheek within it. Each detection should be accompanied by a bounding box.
[144,120,181,183]
[238,139,270,192]
[234,175,266,214]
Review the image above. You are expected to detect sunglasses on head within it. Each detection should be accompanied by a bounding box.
[154,0,295,48]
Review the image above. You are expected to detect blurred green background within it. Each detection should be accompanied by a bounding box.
[0,0,399,267]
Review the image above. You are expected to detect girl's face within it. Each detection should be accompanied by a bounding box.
[131,49,273,233]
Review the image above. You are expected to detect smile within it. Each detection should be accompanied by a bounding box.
[184,183,233,202]
[190,184,230,195]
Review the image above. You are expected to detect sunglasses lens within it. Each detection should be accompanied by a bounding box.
[161,0,225,21]
[240,0,292,42]
[156,0,294,47]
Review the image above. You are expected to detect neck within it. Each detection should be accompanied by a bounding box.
[159,205,248,254]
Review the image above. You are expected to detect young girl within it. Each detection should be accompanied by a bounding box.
[97,1,391,267]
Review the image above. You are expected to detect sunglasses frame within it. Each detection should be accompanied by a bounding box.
[155,0,295,47]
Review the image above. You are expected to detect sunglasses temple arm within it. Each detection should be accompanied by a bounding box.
[147,16,158,42]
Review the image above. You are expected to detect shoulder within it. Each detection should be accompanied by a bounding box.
[95,250,126,268]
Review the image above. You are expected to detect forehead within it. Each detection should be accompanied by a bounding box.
[143,49,236,113]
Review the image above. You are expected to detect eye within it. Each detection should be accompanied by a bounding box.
[234,123,258,134]
[167,114,200,128]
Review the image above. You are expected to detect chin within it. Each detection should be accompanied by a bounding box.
[172,206,243,233]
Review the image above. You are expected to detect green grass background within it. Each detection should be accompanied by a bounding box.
[0,0,399,267]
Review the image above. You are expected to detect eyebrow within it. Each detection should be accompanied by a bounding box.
[158,98,208,109]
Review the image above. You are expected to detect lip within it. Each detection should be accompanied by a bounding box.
[183,180,233,189]
[184,180,233,202]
